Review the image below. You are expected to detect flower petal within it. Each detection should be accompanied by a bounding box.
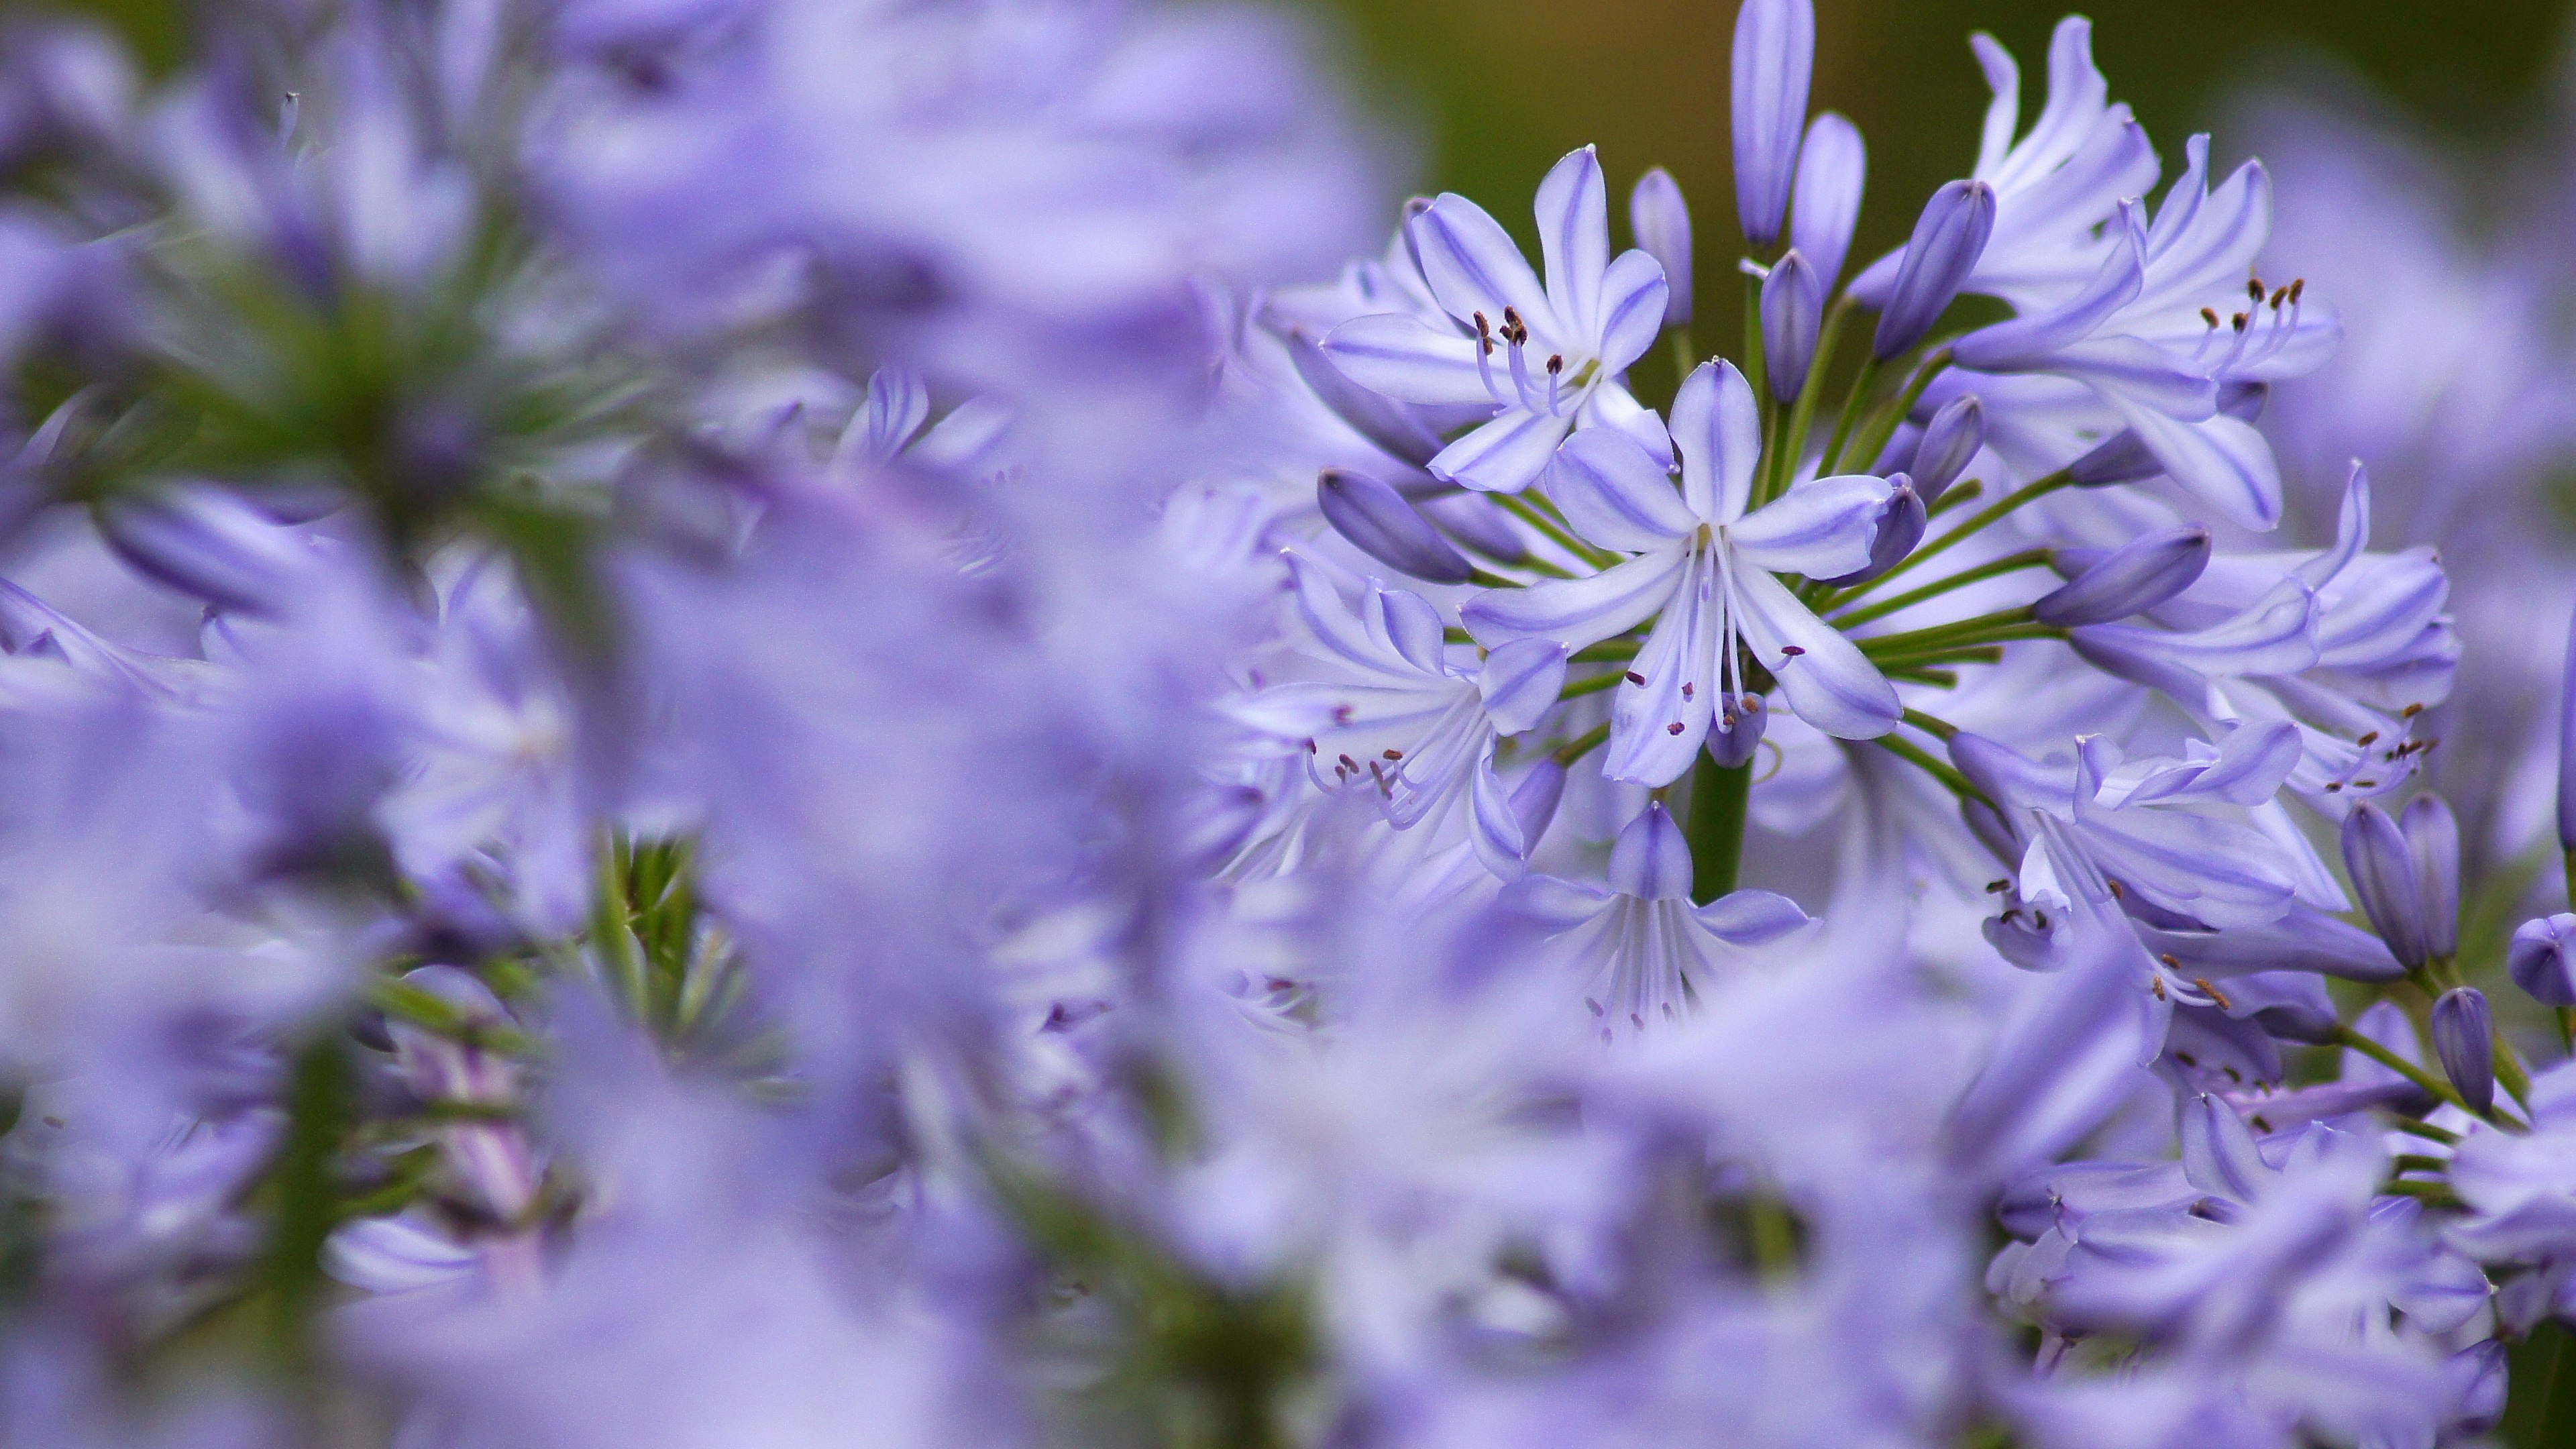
[1477,638,1570,736]
[1431,407,1572,495]
[1607,549,1720,786]
[1693,888,1812,945]
[1409,191,1562,348]
[1725,474,1891,578]
[1608,802,1693,900]
[1460,548,1688,650]
[1672,360,1760,525]
[1725,562,1898,739]
[1535,146,1610,341]
[1545,427,1697,554]
[1593,250,1671,375]
[1321,313,1492,406]
[2113,401,2282,531]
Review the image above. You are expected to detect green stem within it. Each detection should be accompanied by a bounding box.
[1570,638,1644,663]
[1552,722,1611,767]
[1835,469,2075,601]
[2496,1026,2535,1110]
[1856,606,2040,658]
[2332,1024,2493,1124]
[262,1034,354,1375]
[1492,492,1615,570]
[1668,326,1697,394]
[1741,272,1766,412]
[1900,708,1962,742]
[1882,667,1959,688]
[1771,299,1852,505]
[2392,1153,2451,1176]
[1876,735,1986,805]
[2390,1118,2463,1146]
[1820,354,1883,476]
[1843,349,1954,482]
[1686,755,1753,904]
[2376,1179,2466,1210]
[1561,670,1628,699]
[1927,479,1982,519]
[1830,549,2051,629]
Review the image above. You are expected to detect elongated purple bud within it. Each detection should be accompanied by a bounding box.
[1760,250,1823,405]
[2431,987,2495,1113]
[1285,329,1444,468]
[2402,794,2461,963]
[1629,167,1693,327]
[2510,914,2576,1006]
[1873,180,1993,361]
[1316,469,1473,586]
[1907,396,1984,504]
[98,486,308,616]
[2033,525,2210,627]
[2068,429,2161,486]
[1418,493,1527,565]
[1790,112,1864,290]
[1817,476,1923,588]
[1705,692,1767,769]
[1731,0,1814,248]
[2251,1000,2341,1046]
[2559,596,2576,852]
[2342,802,2429,972]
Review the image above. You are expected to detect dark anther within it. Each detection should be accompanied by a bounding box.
[2355,731,2379,747]
[1779,645,1805,657]
[1682,682,1695,699]
[1474,311,1495,356]
[2324,781,2344,792]
[2269,286,2288,310]
[1382,749,1403,761]
[2247,277,2266,303]
[1547,354,1564,375]
[2201,307,2220,328]
[2289,278,2305,304]
[2231,313,2249,333]
[1666,722,1685,735]
[1984,879,2009,893]
[1625,670,1647,686]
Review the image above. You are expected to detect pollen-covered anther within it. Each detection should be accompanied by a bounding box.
[1985,879,2009,893]
[2150,975,2168,1001]
[2246,276,2266,303]
[1625,670,1647,686]
[2231,313,2249,333]
[2194,977,2233,1011]
[1682,682,1695,699]
[1666,722,1685,735]
[1382,749,1403,761]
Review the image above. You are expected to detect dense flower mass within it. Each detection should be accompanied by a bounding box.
[1,1,2575,1445]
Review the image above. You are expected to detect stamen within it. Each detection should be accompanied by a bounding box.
[1985,879,2009,893]
[2247,277,2266,303]
[2194,977,2233,1011]
[2288,279,2305,304]
[1625,671,1646,686]
[1681,682,1695,700]
[1778,645,1805,658]
[1666,722,1685,735]
[1382,749,1403,761]
[1472,312,1501,402]
[2200,307,2220,328]
[1546,354,1564,415]
[2231,313,2249,333]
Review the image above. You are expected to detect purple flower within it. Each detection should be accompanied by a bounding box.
[1730,0,1814,249]
[1325,147,1673,494]
[2508,914,2576,1008]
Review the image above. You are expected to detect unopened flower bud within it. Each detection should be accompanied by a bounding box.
[2508,914,2576,1007]
[2558,597,2576,854]
[1418,493,1527,564]
[1761,250,1823,404]
[1316,468,1473,586]
[2402,794,2461,963]
[1731,0,1815,249]
[2341,802,2429,972]
[1705,692,1767,768]
[1629,167,1693,327]
[1509,759,1568,851]
[1285,329,1444,468]
[1873,180,1993,361]
[98,485,309,616]
[2431,987,2495,1114]
[2033,525,2210,627]
[2067,428,2161,486]
[1818,476,1923,588]
[1907,395,1983,504]
[1790,112,1864,289]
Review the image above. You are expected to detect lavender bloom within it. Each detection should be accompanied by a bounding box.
[1462,362,1898,784]
[1326,147,1672,494]
[2510,914,2576,1007]
[2562,594,2576,854]
[2341,802,2431,972]
[1730,0,1815,249]
[1902,394,1984,504]
[2431,987,2495,1114]
[1629,166,1693,327]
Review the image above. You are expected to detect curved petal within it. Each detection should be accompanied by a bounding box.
[1478,638,1569,735]
[1724,474,1890,578]
[1725,561,1899,739]
[1546,427,1697,553]
[1503,873,1617,932]
[2115,403,2282,531]
[1322,313,1492,406]
[1431,407,1572,495]
[1593,250,1671,374]
[1460,547,1688,649]
[1607,549,1720,787]
[1692,888,1813,945]
[1581,382,1674,468]
[1535,146,1609,340]
[1608,802,1694,900]
[1672,360,1760,524]
[1364,585,1449,676]
[1409,192,1562,347]
[1950,227,2142,367]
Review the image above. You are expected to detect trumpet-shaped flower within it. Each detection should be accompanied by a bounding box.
[1324,146,1672,494]
[1462,362,1899,786]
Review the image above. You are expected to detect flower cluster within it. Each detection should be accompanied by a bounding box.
[0,1,2568,1446]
